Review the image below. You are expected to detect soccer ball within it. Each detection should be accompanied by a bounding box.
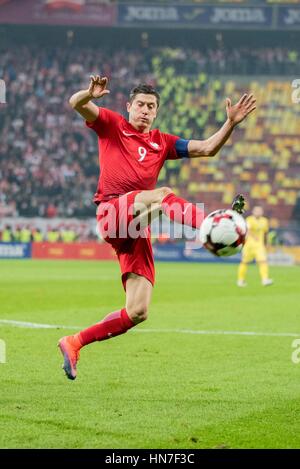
[199,209,247,257]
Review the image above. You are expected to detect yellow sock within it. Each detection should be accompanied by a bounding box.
[259,262,269,281]
[238,263,247,282]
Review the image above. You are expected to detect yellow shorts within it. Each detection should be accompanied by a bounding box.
[241,242,267,263]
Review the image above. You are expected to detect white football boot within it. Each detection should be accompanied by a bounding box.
[237,280,247,287]
[262,278,274,287]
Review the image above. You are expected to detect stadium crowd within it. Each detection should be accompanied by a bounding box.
[0,223,100,243]
[0,44,300,226]
[0,225,74,243]
[80,0,300,3]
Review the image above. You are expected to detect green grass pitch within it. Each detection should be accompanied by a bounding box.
[0,259,300,449]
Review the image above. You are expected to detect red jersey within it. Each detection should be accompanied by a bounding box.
[86,107,183,204]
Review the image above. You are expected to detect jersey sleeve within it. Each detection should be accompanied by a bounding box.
[85,107,121,137]
[163,133,190,160]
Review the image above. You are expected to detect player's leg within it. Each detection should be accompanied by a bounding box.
[134,186,205,229]
[237,262,249,287]
[255,245,273,286]
[134,188,245,230]
[125,273,153,323]
[237,245,253,287]
[58,214,155,380]
[58,304,136,380]
[257,261,273,286]
[60,274,152,359]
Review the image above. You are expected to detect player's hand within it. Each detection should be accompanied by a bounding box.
[88,75,110,99]
[226,93,256,126]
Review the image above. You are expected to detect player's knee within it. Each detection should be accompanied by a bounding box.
[127,304,148,324]
[157,186,172,204]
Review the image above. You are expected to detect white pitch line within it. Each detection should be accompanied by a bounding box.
[136,328,300,338]
[0,319,299,338]
[0,319,79,330]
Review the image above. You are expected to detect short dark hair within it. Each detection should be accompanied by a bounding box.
[129,83,160,108]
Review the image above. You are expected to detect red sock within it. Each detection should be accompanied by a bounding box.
[78,308,134,346]
[161,193,205,229]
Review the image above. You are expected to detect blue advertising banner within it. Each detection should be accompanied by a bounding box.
[153,243,241,264]
[0,243,31,259]
[278,7,300,28]
[118,4,273,29]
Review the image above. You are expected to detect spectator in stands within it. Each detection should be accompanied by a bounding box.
[61,227,77,243]
[1,225,13,242]
[32,228,44,242]
[47,228,61,243]
[20,226,32,243]
[13,227,21,242]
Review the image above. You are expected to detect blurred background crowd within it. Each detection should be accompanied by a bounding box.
[0,0,300,244]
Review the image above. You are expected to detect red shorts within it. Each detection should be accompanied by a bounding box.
[96,190,155,290]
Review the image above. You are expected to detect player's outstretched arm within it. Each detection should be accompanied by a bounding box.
[69,75,110,122]
[188,93,256,158]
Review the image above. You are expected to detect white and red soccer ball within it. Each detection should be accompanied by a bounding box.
[199,209,247,257]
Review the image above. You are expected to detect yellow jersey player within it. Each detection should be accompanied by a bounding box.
[237,206,273,287]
